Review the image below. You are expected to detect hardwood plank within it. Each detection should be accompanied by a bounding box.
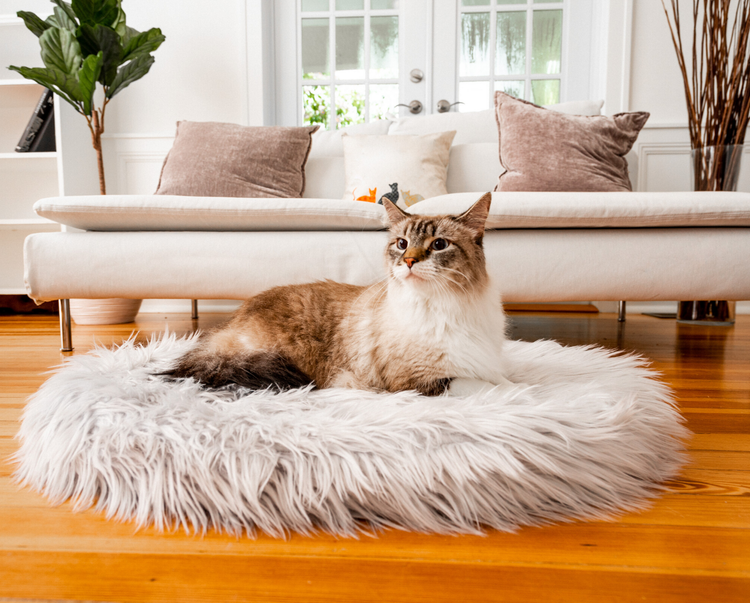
[1,550,748,603]
[687,450,750,471]
[690,434,750,451]
[2,507,749,573]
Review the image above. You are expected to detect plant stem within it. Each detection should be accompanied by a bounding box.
[85,101,108,195]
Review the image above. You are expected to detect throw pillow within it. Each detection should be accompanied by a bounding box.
[155,121,319,198]
[342,130,456,207]
[493,92,649,192]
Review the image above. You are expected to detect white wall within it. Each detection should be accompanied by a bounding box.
[101,0,267,198]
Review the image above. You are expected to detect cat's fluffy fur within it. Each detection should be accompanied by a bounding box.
[165,192,509,394]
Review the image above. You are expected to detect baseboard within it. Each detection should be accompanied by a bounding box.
[138,299,242,314]
[504,303,599,313]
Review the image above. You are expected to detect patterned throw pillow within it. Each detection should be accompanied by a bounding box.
[341,130,456,208]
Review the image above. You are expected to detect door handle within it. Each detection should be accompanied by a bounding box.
[436,100,464,113]
[396,100,423,114]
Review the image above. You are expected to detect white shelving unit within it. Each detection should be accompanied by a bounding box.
[0,7,98,295]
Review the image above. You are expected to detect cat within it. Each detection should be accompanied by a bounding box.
[401,189,425,207]
[164,192,511,396]
[355,187,377,203]
[377,182,399,205]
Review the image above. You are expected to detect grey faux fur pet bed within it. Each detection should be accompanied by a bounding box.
[14,334,688,537]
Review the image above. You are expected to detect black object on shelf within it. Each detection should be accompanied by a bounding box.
[15,89,56,153]
[28,106,55,152]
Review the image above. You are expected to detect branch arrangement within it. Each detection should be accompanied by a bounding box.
[662,0,750,190]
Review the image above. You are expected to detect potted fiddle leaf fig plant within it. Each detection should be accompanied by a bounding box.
[8,0,165,325]
[9,0,165,195]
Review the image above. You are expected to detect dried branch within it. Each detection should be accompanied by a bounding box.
[662,0,750,190]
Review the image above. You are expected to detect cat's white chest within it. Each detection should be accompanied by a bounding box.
[388,286,507,383]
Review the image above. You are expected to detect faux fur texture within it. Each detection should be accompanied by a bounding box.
[14,334,689,537]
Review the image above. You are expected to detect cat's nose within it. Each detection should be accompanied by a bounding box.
[404,257,418,268]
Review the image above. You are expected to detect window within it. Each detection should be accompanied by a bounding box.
[458,0,564,111]
[299,0,400,129]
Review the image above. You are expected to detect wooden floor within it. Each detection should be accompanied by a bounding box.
[1,311,748,602]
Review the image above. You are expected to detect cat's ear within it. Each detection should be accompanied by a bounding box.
[382,197,409,226]
[455,192,492,242]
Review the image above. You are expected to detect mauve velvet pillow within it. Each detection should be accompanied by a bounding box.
[155,121,319,198]
[493,92,649,192]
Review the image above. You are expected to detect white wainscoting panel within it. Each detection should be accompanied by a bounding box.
[102,134,174,196]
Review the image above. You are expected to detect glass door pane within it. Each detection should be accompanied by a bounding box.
[460,12,491,76]
[299,1,400,129]
[456,0,564,109]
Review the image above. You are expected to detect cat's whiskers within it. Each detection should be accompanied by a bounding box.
[442,276,471,295]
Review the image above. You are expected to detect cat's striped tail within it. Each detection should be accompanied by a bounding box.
[161,346,314,390]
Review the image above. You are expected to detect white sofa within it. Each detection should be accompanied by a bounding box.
[23,105,750,350]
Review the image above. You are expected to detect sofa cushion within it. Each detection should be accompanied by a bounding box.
[34,196,386,232]
[494,92,649,192]
[412,191,750,228]
[341,130,456,206]
[388,99,604,145]
[34,191,750,232]
[154,121,319,198]
[446,143,502,194]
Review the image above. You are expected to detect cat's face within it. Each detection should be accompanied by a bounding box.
[383,194,491,295]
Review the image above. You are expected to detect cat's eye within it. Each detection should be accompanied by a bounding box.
[396,238,408,250]
[430,238,449,251]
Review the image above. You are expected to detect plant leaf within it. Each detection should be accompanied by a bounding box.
[40,27,83,75]
[50,0,78,24]
[76,23,122,85]
[111,1,126,33]
[119,24,140,48]
[53,6,78,31]
[106,53,154,99]
[77,52,103,115]
[122,27,165,62]
[71,0,119,26]
[16,11,51,37]
[7,65,84,113]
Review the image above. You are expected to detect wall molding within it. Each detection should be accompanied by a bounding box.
[116,151,168,195]
[636,142,690,192]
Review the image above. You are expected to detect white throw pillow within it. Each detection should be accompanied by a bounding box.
[341,131,456,207]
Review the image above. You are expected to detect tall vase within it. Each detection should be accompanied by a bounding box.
[691,144,743,192]
[678,145,741,325]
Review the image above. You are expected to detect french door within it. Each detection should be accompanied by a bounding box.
[274,0,597,128]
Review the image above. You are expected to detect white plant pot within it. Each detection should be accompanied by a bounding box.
[70,298,142,325]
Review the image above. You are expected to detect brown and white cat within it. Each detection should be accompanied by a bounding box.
[165,192,511,396]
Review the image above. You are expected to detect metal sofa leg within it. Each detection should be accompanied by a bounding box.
[191,299,199,319]
[618,301,627,322]
[59,299,73,352]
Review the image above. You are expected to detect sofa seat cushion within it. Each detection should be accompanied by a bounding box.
[413,191,750,228]
[34,196,387,232]
[34,191,750,232]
